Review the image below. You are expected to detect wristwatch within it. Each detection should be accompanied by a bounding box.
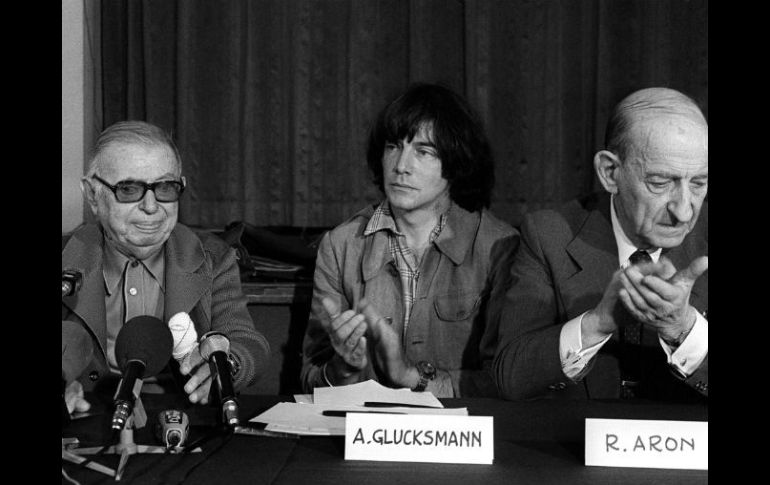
[412,361,436,392]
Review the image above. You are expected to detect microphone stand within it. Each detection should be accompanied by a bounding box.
[66,384,201,481]
[62,442,117,477]
[62,379,117,477]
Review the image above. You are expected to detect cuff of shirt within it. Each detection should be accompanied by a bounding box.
[659,311,708,377]
[321,361,334,387]
[559,312,612,381]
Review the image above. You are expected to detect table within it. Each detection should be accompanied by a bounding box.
[61,393,707,484]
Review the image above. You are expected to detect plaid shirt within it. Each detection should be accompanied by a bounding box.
[363,201,449,343]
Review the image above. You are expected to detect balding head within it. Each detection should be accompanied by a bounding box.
[604,87,707,160]
[86,121,182,179]
[594,87,708,250]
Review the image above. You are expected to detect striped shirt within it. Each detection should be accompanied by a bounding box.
[363,200,449,344]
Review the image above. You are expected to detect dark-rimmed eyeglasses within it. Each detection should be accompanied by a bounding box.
[91,175,186,203]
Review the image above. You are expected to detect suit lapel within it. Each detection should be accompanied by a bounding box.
[361,229,393,284]
[163,224,209,324]
[417,206,480,299]
[61,225,109,359]
[563,198,618,317]
[432,205,479,266]
[63,224,213,355]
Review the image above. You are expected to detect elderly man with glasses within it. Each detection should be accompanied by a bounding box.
[61,121,269,415]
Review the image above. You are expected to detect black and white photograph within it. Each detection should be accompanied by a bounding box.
[62,1,708,483]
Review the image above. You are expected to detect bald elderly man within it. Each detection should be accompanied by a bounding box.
[492,87,708,402]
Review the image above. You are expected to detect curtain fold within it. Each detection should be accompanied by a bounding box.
[101,0,707,228]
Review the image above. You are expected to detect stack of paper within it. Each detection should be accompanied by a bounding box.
[313,380,444,407]
[249,380,468,436]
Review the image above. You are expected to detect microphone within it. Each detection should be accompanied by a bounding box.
[62,269,83,297]
[156,409,190,449]
[111,316,173,431]
[199,332,239,427]
[62,321,94,426]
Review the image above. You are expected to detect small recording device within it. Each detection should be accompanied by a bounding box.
[156,409,190,449]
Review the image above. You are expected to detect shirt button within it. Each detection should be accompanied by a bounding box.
[679,358,687,367]
[128,287,138,296]
[130,260,139,268]
[89,371,100,381]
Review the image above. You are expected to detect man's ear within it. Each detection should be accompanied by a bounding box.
[80,178,99,216]
[594,150,621,194]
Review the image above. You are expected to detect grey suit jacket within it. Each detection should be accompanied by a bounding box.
[301,204,519,397]
[62,223,270,392]
[493,193,707,402]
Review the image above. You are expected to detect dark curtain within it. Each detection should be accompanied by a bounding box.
[101,0,708,229]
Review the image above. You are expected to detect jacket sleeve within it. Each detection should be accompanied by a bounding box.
[300,231,338,391]
[453,231,520,398]
[208,245,270,391]
[683,350,708,397]
[493,214,571,400]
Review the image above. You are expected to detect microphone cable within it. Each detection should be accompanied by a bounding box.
[61,467,81,485]
[71,428,120,474]
[153,421,219,485]
[175,426,234,484]
[180,428,220,454]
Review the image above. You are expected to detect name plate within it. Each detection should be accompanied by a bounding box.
[585,418,707,470]
[344,413,493,464]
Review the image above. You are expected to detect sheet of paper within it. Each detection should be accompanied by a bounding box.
[250,401,467,436]
[313,379,444,408]
[266,423,336,436]
[250,402,345,435]
[293,394,314,404]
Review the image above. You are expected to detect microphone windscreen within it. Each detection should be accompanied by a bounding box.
[62,269,83,295]
[168,312,198,360]
[199,332,230,360]
[62,321,94,382]
[115,315,173,376]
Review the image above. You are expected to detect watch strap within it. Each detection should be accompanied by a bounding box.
[411,361,435,392]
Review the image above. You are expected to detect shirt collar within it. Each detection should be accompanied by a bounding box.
[610,194,662,268]
[102,240,166,295]
[364,200,400,236]
[363,200,450,242]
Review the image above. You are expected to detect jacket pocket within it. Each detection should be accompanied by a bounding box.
[434,291,481,321]
[430,291,483,371]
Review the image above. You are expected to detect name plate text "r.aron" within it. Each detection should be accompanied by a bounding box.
[585,418,707,470]
[344,413,493,465]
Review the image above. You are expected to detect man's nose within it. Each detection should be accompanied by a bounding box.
[138,189,159,213]
[394,146,413,173]
[667,185,694,223]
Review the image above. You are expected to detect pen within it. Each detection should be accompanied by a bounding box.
[233,425,299,439]
[322,410,407,417]
[364,402,440,409]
